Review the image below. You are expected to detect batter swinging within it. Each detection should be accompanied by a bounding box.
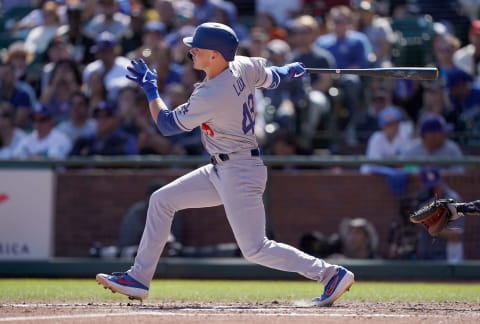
[96,22,354,307]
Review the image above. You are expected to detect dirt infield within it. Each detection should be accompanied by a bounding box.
[1,301,479,323]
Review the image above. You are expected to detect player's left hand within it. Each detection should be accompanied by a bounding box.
[126,59,160,102]
[126,59,158,91]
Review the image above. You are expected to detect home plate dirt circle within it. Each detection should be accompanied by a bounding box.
[0,301,479,323]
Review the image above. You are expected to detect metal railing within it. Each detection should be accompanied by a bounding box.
[0,155,479,168]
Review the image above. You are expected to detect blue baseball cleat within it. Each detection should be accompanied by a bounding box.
[96,272,148,301]
[312,266,354,307]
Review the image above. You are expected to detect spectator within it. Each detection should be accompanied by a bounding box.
[153,0,177,34]
[354,86,395,144]
[453,20,480,83]
[418,79,461,134]
[179,58,204,95]
[1,42,38,106]
[402,114,465,173]
[191,0,225,25]
[262,39,307,139]
[211,0,249,42]
[167,25,197,65]
[255,0,302,27]
[117,86,172,155]
[0,62,34,130]
[386,195,419,260]
[360,106,412,174]
[88,180,179,258]
[166,83,203,155]
[62,3,96,65]
[253,12,288,41]
[83,0,130,40]
[126,20,167,60]
[82,70,108,112]
[55,91,97,143]
[117,181,168,254]
[0,102,27,160]
[40,59,82,123]
[82,31,133,102]
[338,218,379,259]
[24,0,64,55]
[170,1,197,29]
[415,166,464,263]
[70,101,138,156]
[354,0,395,68]
[446,68,480,127]
[41,36,74,93]
[430,29,461,81]
[119,8,146,56]
[244,26,270,58]
[9,0,67,38]
[299,230,342,259]
[13,104,72,159]
[2,41,35,82]
[143,42,182,96]
[288,15,336,150]
[315,5,373,129]
[268,130,298,157]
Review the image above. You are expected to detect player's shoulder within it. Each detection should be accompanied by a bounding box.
[231,55,268,70]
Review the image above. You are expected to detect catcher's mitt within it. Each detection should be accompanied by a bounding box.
[410,198,457,236]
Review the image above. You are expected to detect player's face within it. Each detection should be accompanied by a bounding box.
[189,48,215,70]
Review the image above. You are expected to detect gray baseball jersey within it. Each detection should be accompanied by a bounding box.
[172,56,272,154]
[127,56,338,287]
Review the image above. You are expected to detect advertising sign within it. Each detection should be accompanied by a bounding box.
[0,169,54,259]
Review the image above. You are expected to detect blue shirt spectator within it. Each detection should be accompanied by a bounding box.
[315,30,371,69]
[70,101,138,156]
[0,62,34,130]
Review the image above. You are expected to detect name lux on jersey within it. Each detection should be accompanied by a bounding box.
[233,77,246,96]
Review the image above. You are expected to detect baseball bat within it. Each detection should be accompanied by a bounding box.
[305,67,439,80]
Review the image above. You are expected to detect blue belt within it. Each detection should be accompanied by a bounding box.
[210,148,260,165]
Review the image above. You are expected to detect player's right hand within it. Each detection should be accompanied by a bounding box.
[285,62,306,79]
[271,62,306,82]
[126,59,158,91]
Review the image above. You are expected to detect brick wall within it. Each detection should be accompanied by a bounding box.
[55,169,480,259]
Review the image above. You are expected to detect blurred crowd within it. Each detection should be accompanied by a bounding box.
[1,0,480,161]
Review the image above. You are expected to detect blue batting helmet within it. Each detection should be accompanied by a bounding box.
[183,22,239,61]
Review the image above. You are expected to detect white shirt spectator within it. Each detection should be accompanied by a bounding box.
[84,11,130,40]
[13,129,72,159]
[0,128,27,160]
[360,106,413,173]
[83,56,132,102]
[453,44,480,82]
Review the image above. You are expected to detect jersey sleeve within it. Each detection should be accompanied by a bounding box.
[172,91,215,131]
[242,57,278,89]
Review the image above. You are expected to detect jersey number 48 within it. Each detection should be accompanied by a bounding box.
[242,94,255,135]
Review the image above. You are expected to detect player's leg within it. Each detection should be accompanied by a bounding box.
[212,159,353,306]
[96,164,222,299]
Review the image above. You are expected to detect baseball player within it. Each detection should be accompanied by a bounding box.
[96,22,354,307]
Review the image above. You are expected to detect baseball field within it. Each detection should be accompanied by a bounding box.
[1,279,479,323]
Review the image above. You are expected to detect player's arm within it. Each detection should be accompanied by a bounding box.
[263,62,306,89]
[126,59,183,136]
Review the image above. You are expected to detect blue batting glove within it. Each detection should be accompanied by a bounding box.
[286,62,306,79]
[126,59,159,102]
[270,62,306,82]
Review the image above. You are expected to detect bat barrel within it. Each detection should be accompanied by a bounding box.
[304,67,439,80]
